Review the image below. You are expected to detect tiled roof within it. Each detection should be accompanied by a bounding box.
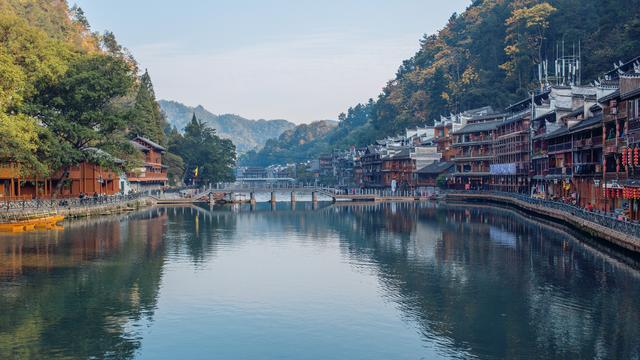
[390,148,411,160]
[134,136,166,151]
[453,120,502,135]
[544,126,570,139]
[130,141,148,151]
[416,161,454,175]
[598,89,620,103]
[569,114,603,133]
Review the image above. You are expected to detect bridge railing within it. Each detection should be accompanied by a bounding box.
[214,182,340,194]
[214,183,438,198]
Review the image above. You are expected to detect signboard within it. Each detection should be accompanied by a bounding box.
[490,163,517,175]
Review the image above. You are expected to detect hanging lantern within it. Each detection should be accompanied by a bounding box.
[630,147,634,166]
[623,149,628,166]
[635,148,639,166]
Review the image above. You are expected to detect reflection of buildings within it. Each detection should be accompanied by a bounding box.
[0,209,168,359]
[323,203,640,359]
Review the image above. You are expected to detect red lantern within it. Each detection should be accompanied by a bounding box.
[635,148,639,166]
[623,149,628,166]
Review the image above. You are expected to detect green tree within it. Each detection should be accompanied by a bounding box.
[170,114,235,185]
[130,70,167,145]
[501,2,557,91]
[26,54,135,193]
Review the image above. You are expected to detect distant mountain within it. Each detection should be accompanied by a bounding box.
[159,100,296,153]
[239,120,339,166]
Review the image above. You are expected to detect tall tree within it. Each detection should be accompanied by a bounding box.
[170,114,235,185]
[501,2,557,92]
[130,70,167,144]
[27,54,135,193]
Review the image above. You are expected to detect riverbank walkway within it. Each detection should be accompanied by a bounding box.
[446,191,640,253]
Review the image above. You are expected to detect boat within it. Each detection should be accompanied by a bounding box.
[0,213,65,233]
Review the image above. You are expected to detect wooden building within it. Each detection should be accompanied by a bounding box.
[0,160,121,200]
[127,136,169,192]
[491,110,532,193]
[451,119,502,190]
[381,148,415,189]
[415,161,454,188]
[360,146,383,188]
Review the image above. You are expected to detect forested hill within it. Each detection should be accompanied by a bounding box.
[159,100,295,153]
[0,0,236,184]
[240,120,338,166]
[242,0,640,166]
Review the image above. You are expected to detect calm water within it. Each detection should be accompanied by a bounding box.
[1,202,640,359]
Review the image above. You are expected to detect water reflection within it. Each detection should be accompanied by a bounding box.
[0,203,639,359]
[0,208,167,359]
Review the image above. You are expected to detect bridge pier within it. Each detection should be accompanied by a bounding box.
[290,192,296,203]
[250,192,256,205]
[270,192,276,204]
[311,191,318,203]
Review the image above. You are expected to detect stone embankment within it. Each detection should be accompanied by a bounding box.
[446,192,640,254]
[57,198,156,219]
[0,197,156,223]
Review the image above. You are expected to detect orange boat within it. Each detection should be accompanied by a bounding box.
[0,214,65,233]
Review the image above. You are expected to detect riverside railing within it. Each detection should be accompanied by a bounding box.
[449,190,640,238]
[0,192,149,212]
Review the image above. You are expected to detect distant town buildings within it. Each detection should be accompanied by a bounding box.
[228,56,640,220]
[302,55,640,219]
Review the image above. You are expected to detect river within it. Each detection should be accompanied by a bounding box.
[1,202,639,359]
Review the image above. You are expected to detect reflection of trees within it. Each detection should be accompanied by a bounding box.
[0,209,167,359]
[163,206,239,264]
[322,203,640,359]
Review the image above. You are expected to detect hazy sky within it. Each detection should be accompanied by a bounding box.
[76,0,470,123]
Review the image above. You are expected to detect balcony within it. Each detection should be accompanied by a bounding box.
[629,117,640,132]
[0,163,19,178]
[548,167,573,176]
[573,163,601,176]
[547,142,572,153]
[454,152,493,161]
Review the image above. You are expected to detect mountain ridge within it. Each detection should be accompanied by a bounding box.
[159,100,296,153]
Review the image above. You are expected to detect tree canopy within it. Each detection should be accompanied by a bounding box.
[0,0,236,187]
[242,0,640,166]
[169,115,236,184]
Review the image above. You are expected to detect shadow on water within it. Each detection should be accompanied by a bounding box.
[0,202,639,359]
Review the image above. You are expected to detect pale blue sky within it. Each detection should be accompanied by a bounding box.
[76,0,470,123]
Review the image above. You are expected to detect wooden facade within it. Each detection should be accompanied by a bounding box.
[381,149,415,189]
[0,162,120,200]
[451,120,501,190]
[127,136,169,191]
